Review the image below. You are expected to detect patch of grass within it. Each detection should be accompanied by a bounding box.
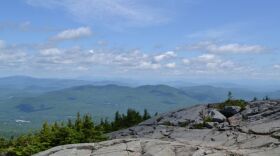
[213,99,247,110]
[178,121,189,127]
[192,116,213,129]
[162,121,173,126]
[203,116,213,122]
[156,116,163,122]
[192,123,205,129]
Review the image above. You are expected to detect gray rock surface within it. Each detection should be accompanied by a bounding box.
[221,106,241,116]
[207,109,226,123]
[34,100,280,156]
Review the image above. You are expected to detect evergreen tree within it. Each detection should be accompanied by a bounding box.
[253,97,258,101]
[143,109,151,120]
[227,91,233,100]
[0,108,151,156]
[74,112,83,131]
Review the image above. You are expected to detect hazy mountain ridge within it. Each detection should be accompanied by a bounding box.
[181,85,264,102]
[0,76,279,136]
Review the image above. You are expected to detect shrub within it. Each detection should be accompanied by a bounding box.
[203,116,213,123]
[178,121,189,127]
[192,123,205,129]
[213,99,247,110]
[162,121,173,126]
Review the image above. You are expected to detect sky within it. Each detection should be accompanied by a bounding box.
[0,0,280,82]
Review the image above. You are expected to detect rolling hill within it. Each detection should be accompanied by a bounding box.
[0,76,279,137]
[181,85,264,102]
[0,84,201,136]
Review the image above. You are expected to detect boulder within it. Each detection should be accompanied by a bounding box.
[204,122,218,129]
[208,109,226,123]
[221,106,241,117]
[228,113,242,126]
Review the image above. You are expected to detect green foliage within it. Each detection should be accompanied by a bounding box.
[192,123,205,129]
[143,109,151,120]
[192,116,213,129]
[203,116,213,123]
[252,97,258,101]
[263,96,270,100]
[227,91,233,100]
[162,121,173,126]
[178,121,188,127]
[0,109,151,156]
[211,92,247,110]
[213,99,247,110]
[98,108,151,133]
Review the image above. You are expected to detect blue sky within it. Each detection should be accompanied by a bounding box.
[0,0,280,82]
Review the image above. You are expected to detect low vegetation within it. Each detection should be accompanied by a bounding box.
[211,92,247,110]
[203,116,213,122]
[214,99,247,110]
[192,123,205,129]
[0,109,151,156]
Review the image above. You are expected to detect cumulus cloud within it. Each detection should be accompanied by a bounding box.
[188,41,267,54]
[182,58,190,65]
[196,54,216,62]
[34,48,175,71]
[40,48,62,56]
[154,51,176,62]
[0,43,28,68]
[180,54,241,74]
[273,64,280,69]
[165,62,176,68]
[0,40,254,77]
[138,61,161,70]
[52,27,92,41]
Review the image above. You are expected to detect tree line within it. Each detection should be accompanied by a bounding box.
[0,109,151,156]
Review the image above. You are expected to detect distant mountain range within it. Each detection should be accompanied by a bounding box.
[0,76,279,136]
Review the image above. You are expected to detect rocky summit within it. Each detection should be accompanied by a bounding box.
[35,100,280,156]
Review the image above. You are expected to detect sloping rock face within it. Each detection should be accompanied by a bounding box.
[35,100,280,156]
[34,138,242,156]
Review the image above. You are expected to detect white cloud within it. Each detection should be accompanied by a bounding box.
[0,52,27,63]
[154,51,176,62]
[75,66,89,71]
[197,54,216,62]
[0,40,5,49]
[182,54,242,74]
[182,58,190,65]
[138,61,161,70]
[40,48,62,56]
[0,41,27,66]
[188,41,267,54]
[0,40,259,77]
[52,27,92,41]
[0,45,27,68]
[26,0,168,27]
[165,62,176,68]
[273,64,280,69]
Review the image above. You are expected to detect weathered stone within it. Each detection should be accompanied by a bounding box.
[228,113,242,126]
[35,100,280,156]
[204,122,218,129]
[33,139,247,156]
[221,106,241,117]
[208,109,226,123]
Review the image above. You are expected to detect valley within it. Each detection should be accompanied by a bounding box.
[0,76,279,137]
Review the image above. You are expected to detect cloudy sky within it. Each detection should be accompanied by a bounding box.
[0,0,280,81]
